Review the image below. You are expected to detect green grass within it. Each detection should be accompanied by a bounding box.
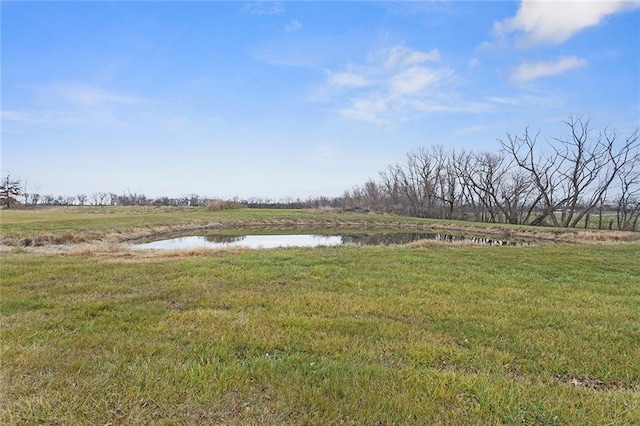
[1,208,640,424]
[0,206,436,245]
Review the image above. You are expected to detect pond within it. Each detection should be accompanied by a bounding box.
[132,232,531,250]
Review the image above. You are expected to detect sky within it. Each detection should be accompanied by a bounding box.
[2,1,639,200]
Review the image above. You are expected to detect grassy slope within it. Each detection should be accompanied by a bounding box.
[1,208,639,424]
[0,207,433,245]
[2,206,639,246]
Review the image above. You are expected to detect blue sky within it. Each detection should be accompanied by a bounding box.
[2,1,639,200]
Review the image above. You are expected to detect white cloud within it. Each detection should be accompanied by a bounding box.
[487,91,566,108]
[1,110,33,123]
[511,56,587,81]
[338,95,389,124]
[286,19,302,33]
[390,66,444,96]
[2,83,151,128]
[1,107,118,127]
[412,99,493,114]
[242,1,284,15]
[314,44,456,124]
[495,0,640,45]
[327,71,370,88]
[381,45,441,68]
[50,84,145,107]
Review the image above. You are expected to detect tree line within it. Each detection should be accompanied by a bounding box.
[3,116,639,230]
[343,116,639,231]
[0,179,343,211]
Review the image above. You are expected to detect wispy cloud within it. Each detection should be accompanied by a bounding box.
[2,83,150,128]
[242,1,284,16]
[411,99,493,114]
[487,90,567,109]
[326,71,370,88]
[511,56,587,82]
[47,83,146,107]
[381,45,441,68]
[495,0,640,46]
[339,95,389,125]
[1,109,63,124]
[315,44,456,124]
[390,66,448,96]
[1,107,120,127]
[285,19,302,33]
[1,110,31,123]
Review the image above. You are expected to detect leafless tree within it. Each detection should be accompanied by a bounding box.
[500,128,564,226]
[553,117,639,227]
[379,165,406,213]
[29,193,41,205]
[614,150,640,231]
[500,117,639,228]
[462,152,509,223]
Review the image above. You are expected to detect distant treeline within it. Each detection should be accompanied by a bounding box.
[3,190,345,211]
[3,116,639,231]
[1,181,349,213]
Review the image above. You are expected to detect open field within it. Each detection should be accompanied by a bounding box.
[1,207,639,424]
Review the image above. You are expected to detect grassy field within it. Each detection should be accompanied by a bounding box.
[2,206,639,247]
[1,207,639,424]
[0,207,434,247]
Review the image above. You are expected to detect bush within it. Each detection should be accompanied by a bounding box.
[204,199,247,211]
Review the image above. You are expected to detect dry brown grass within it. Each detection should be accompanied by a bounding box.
[204,199,247,211]
[0,240,261,263]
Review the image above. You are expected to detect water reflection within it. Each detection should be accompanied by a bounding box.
[134,234,342,250]
[133,232,529,250]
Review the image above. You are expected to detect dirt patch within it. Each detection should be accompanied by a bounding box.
[562,375,639,393]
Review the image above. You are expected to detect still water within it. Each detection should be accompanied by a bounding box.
[133,232,529,250]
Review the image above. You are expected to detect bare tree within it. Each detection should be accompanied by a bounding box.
[614,151,640,230]
[432,146,463,219]
[500,128,565,226]
[379,165,406,213]
[500,117,639,228]
[367,179,384,211]
[552,117,639,227]
[29,193,41,205]
[22,179,29,205]
[41,194,55,205]
[400,147,441,217]
[468,152,509,223]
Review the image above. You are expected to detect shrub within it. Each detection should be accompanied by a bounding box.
[204,199,247,211]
